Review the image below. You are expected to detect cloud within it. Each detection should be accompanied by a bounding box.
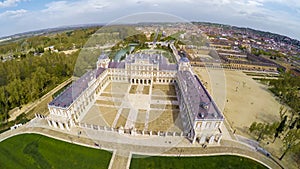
[0,0,25,8]
[42,0,111,13]
[0,9,27,18]
[191,0,300,38]
[0,0,300,40]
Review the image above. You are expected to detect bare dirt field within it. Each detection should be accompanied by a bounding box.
[129,85,138,94]
[142,86,150,94]
[115,108,130,128]
[152,84,177,96]
[103,83,113,93]
[81,105,118,127]
[135,109,147,130]
[98,106,119,126]
[193,67,282,137]
[104,82,130,94]
[148,109,181,132]
[193,67,299,169]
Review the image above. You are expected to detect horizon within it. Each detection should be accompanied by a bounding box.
[1,21,299,42]
[0,0,300,40]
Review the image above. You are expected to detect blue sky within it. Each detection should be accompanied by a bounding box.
[0,0,300,40]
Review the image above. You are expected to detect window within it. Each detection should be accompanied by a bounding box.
[215,122,221,128]
[197,122,202,129]
[205,122,211,128]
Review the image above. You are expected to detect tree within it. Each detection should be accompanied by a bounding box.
[267,122,279,139]
[289,117,299,130]
[279,129,300,160]
[249,122,272,141]
[297,118,300,130]
[6,78,23,107]
[249,122,258,133]
[273,115,288,143]
[278,106,287,121]
[35,46,44,54]
[0,86,9,123]
[288,108,299,126]
[0,42,78,122]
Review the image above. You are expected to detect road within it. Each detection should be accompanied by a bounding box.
[170,41,180,63]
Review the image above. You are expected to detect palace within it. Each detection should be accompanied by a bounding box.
[46,51,224,144]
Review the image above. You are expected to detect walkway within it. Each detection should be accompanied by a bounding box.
[109,150,131,169]
[0,118,283,169]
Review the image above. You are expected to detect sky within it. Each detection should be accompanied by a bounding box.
[0,0,300,40]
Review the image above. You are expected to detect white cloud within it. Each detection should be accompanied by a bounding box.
[0,9,27,18]
[0,0,25,8]
[43,0,111,13]
[0,0,300,40]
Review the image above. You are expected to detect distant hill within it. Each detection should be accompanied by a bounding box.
[1,21,300,48]
[0,24,104,44]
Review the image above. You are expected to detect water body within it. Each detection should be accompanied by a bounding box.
[114,43,137,61]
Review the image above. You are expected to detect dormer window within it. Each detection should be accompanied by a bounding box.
[200,102,209,110]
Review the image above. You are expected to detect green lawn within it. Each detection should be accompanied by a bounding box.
[0,134,268,169]
[0,134,112,169]
[130,155,267,169]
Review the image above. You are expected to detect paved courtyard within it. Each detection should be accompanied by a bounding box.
[81,82,183,133]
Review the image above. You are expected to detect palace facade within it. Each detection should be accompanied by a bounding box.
[46,51,224,144]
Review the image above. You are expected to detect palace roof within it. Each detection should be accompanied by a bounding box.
[159,64,177,71]
[49,52,178,109]
[176,70,223,120]
[108,62,125,69]
[125,53,174,64]
[49,68,106,108]
[179,56,190,63]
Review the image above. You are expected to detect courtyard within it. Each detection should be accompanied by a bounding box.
[81,82,183,133]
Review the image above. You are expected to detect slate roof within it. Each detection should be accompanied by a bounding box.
[159,64,177,71]
[179,56,190,63]
[125,53,174,65]
[96,67,106,78]
[49,68,106,108]
[108,62,125,69]
[177,70,223,120]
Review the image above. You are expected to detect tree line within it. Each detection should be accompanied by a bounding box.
[0,25,142,125]
[0,51,78,124]
[0,27,99,60]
